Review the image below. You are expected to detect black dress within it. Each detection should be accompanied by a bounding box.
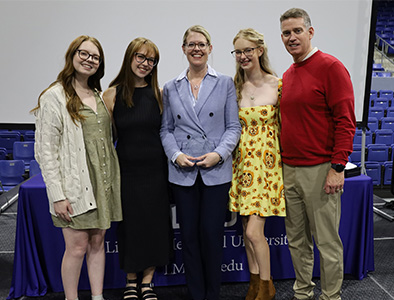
[114,85,172,273]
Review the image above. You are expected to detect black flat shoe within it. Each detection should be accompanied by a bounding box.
[124,279,139,300]
[140,282,158,300]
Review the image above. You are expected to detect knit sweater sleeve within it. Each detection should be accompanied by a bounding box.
[325,61,356,165]
[34,88,66,203]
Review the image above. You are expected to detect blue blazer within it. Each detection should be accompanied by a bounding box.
[160,66,241,187]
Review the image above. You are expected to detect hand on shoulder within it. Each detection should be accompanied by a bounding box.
[102,87,117,113]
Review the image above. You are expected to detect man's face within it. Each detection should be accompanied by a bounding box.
[281,17,314,63]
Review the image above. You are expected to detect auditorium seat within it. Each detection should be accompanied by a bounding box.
[381,117,394,131]
[387,107,394,117]
[350,144,363,164]
[13,141,35,169]
[376,26,385,34]
[378,72,392,77]
[0,160,25,192]
[377,33,391,48]
[0,132,21,154]
[387,40,394,54]
[374,97,390,109]
[0,130,21,137]
[383,161,393,185]
[379,89,394,101]
[368,117,379,132]
[373,63,385,71]
[23,131,35,141]
[375,129,394,145]
[369,106,385,119]
[364,161,382,185]
[371,90,378,98]
[367,144,390,162]
[354,129,373,145]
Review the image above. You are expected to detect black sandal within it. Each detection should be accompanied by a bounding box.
[124,278,139,300]
[140,282,158,300]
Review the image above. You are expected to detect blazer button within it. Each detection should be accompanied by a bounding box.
[177,115,181,119]
[209,112,214,117]
[187,135,191,139]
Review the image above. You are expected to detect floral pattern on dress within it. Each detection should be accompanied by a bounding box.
[229,80,286,217]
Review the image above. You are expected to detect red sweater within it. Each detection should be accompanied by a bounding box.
[280,50,356,166]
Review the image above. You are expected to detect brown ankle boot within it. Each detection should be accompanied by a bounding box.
[255,277,276,300]
[245,273,260,300]
[268,277,276,299]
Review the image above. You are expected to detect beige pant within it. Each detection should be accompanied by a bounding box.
[283,162,343,300]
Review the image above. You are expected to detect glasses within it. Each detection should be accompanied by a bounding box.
[184,42,209,50]
[231,47,260,58]
[135,53,158,67]
[76,50,101,64]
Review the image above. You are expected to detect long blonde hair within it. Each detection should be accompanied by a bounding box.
[182,25,212,46]
[233,28,275,102]
[109,37,162,112]
[31,35,105,124]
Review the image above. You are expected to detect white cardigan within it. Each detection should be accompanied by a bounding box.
[35,82,102,217]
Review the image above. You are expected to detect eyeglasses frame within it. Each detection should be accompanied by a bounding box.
[75,49,102,64]
[134,52,158,67]
[183,42,210,51]
[231,46,261,58]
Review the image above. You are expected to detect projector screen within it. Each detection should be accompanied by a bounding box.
[0,0,373,124]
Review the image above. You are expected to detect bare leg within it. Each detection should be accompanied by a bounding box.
[61,228,89,300]
[141,266,155,287]
[127,272,138,282]
[86,229,106,297]
[245,215,270,280]
[242,216,259,275]
[141,267,157,299]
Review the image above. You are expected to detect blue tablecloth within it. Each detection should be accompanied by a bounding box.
[8,174,374,299]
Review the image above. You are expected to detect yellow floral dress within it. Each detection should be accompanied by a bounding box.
[229,80,286,217]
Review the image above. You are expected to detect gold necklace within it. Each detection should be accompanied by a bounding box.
[249,85,257,100]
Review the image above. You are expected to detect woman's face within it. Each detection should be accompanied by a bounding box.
[73,41,101,78]
[131,45,156,80]
[233,37,263,71]
[182,31,212,69]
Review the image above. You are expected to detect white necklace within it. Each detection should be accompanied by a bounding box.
[188,73,203,91]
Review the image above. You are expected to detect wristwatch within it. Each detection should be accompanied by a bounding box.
[331,163,346,173]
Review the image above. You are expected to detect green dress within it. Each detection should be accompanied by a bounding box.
[53,93,122,229]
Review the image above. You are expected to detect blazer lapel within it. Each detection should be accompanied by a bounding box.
[175,80,205,131]
[194,75,218,116]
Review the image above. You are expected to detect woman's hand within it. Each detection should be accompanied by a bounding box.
[195,152,221,168]
[176,153,197,168]
[54,199,74,222]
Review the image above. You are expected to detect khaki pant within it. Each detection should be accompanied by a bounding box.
[283,162,343,300]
